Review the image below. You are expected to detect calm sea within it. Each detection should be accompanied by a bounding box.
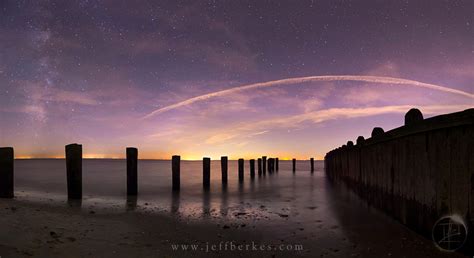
[11,159,407,249]
[13,159,330,218]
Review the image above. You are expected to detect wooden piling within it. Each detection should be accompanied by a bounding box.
[371,127,385,137]
[292,158,296,173]
[172,155,180,191]
[0,147,14,198]
[405,108,423,126]
[268,158,274,173]
[238,158,244,182]
[257,158,262,176]
[203,157,211,190]
[126,147,138,195]
[66,144,82,199]
[275,158,279,171]
[250,159,255,179]
[267,158,271,173]
[262,156,267,175]
[221,156,228,185]
[310,158,314,173]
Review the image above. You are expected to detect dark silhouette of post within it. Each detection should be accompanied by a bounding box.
[172,155,180,191]
[275,158,279,171]
[405,108,423,125]
[250,159,255,179]
[238,158,244,182]
[0,147,14,198]
[371,127,384,137]
[221,156,228,185]
[267,158,271,173]
[262,156,267,175]
[203,157,211,190]
[126,147,138,195]
[310,158,314,173]
[268,158,274,173]
[66,144,82,199]
[257,158,262,176]
[292,158,296,173]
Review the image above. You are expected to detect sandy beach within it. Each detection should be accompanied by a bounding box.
[0,186,467,257]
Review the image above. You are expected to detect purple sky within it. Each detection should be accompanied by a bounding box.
[0,0,473,159]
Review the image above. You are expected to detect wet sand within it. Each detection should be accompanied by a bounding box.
[0,186,467,257]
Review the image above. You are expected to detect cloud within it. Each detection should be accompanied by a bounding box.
[20,82,101,106]
[142,75,474,119]
[202,104,472,145]
[52,89,100,105]
[205,133,239,144]
[251,130,269,136]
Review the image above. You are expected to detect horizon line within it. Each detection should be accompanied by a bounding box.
[14,157,323,161]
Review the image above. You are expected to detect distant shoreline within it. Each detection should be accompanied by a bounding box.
[14,158,324,161]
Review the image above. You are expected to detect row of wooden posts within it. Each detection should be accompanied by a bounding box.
[0,144,316,199]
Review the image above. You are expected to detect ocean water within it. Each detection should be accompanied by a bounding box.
[14,159,326,218]
[15,159,355,244]
[14,159,349,226]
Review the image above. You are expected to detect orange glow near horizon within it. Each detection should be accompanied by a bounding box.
[14,151,324,161]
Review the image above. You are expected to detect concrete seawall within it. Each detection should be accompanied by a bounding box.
[325,108,473,239]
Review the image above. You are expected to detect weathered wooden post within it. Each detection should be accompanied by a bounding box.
[257,158,262,176]
[405,108,423,126]
[0,147,14,198]
[275,158,279,171]
[172,155,180,191]
[268,158,274,173]
[310,158,314,173]
[262,156,267,175]
[238,158,244,182]
[203,157,211,190]
[270,158,273,173]
[371,127,384,137]
[66,143,82,199]
[221,156,228,185]
[292,158,296,173]
[267,158,271,173]
[126,147,138,195]
[250,159,255,179]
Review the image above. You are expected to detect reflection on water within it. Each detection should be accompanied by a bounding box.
[126,195,137,211]
[15,159,333,223]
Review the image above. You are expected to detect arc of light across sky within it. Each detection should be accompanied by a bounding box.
[142,75,474,119]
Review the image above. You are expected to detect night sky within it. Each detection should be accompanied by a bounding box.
[1,0,473,159]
